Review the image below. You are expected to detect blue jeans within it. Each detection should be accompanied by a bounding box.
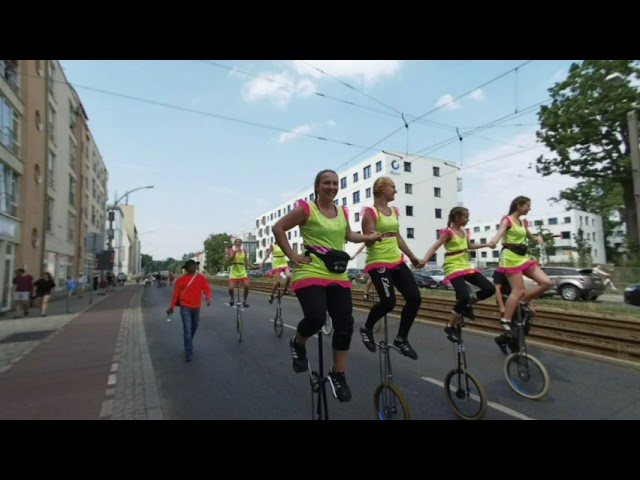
[180,307,201,358]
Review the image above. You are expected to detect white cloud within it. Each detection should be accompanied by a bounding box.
[459,132,578,222]
[469,88,485,101]
[435,94,462,110]
[242,71,319,107]
[278,124,313,144]
[290,60,402,87]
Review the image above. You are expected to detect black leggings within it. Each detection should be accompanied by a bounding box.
[295,284,354,351]
[449,273,495,314]
[365,263,422,339]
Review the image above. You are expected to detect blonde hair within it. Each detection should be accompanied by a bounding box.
[372,176,393,197]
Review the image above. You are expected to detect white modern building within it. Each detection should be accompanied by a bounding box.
[254,150,461,268]
[466,209,606,268]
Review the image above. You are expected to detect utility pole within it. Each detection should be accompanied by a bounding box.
[627,111,640,252]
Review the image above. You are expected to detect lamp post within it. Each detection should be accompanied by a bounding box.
[106,186,154,278]
[605,73,640,252]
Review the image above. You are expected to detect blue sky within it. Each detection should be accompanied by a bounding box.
[59,60,580,260]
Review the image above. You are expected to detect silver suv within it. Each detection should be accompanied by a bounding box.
[541,267,604,301]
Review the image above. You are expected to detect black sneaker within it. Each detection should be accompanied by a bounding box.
[494,335,508,355]
[507,337,520,354]
[360,326,376,352]
[444,325,461,343]
[268,295,274,304]
[243,302,250,308]
[500,320,512,332]
[289,337,308,373]
[393,336,418,360]
[229,298,234,307]
[328,369,352,402]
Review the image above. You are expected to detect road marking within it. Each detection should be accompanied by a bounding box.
[420,376,536,420]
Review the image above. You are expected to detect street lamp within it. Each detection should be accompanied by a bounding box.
[605,73,640,251]
[107,185,154,266]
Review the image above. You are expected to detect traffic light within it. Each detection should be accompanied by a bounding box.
[95,250,115,270]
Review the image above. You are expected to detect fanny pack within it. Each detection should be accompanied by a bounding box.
[503,243,528,256]
[305,246,350,274]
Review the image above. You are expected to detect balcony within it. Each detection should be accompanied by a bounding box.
[0,126,19,156]
[0,60,20,95]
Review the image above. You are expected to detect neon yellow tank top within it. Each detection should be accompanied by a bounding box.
[365,206,402,267]
[272,244,288,270]
[230,249,248,279]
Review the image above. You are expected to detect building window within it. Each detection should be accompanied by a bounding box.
[256,219,259,228]
[352,191,360,204]
[593,233,597,241]
[435,208,442,219]
[67,211,75,242]
[47,150,55,188]
[492,250,499,258]
[561,231,570,239]
[341,197,347,206]
[585,217,589,226]
[363,165,371,180]
[375,161,382,172]
[404,162,411,172]
[407,228,414,239]
[406,206,413,216]
[481,251,487,258]
[0,96,20,155]
[433,166,440,177]
[340,177,347,189]
[484,226,491,231]
[353,172,359,183]
[474,227,480,233]
[564,217,571,224]
[69,175,76,207]
[470,251,476,259]
[365,187,371,198]
[355,212,360,222]
[405,183,412,194]
[0,163,19,217]
[533,220,543,226]
[69,136,76,168]
[434,187,441,198]
[288,231,291,240]
[47,197,54,232]
[48,61,56,98]
[548,217,558,225]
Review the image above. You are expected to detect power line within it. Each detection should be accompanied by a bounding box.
[21,70,380,152]
[334,60,535,171]
[297,60,405,115]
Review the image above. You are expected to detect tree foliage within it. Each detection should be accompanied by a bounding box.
[536,60,640,256]
[204,233,232,273]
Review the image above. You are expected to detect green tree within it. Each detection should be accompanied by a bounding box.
[204,233,232,273]
[549,178,623,262]
[527,227,556,265]
[141,254,154,273]
[536,60,640,256]
[573,228,593,268]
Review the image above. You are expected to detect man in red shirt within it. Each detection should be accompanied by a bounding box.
[12,269,34,318]
[166,260,211,362]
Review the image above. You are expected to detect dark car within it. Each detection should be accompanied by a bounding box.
[412,272,439,289]
[624,283,640,306]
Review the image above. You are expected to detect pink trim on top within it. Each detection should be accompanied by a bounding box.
[439,228,454,238]
[290,278,352,292]
[502,215,512,228]
[364,259,403,273]
[496,259,538,274]
[271,266,291,274]
[392,206,400,217]
[294,199,310,217]
[342,206,349,220]
[360,206,376,220]
[444,268,480,283]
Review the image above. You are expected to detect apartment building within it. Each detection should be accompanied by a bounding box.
[0,60,110,312]
[466,208,606,267]
[254,150,460,268]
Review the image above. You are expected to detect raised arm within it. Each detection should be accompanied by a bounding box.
[272,206,311,266]
[488,218,510,248]
[421,231,450,265]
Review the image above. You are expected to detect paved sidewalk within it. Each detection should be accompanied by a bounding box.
[0,285,163,420]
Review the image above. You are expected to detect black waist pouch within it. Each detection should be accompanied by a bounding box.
[306,248,350,274]
[503,244,528,256]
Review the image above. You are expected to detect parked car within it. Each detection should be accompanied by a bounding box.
[248,270,263,277]
[412,272,439,289]
[347,268,369,284]
[623,283,640,306]
[541,267,604,301]
[480,268,549,294]
[215,271,230,277]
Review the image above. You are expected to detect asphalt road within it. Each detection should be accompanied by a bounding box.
[142,284,640,420]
